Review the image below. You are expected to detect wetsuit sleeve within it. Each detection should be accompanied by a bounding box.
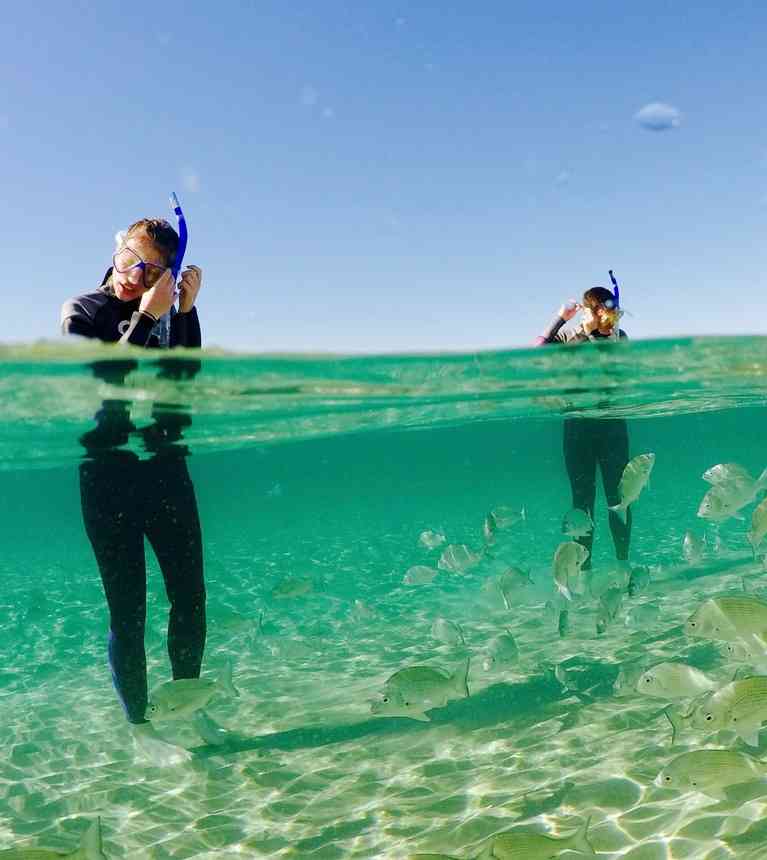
[170,307,202,349]
[60,297,100,338]
[534,315,567,345]
[118,311,159,347]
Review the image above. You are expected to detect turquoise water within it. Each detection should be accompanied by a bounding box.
[2,336,767,858]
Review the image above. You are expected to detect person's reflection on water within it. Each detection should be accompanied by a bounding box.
[535,286,633,584]
[60,217,217,764]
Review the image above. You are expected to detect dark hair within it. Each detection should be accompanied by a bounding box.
[582,286,616,310]
[125,218,179,268]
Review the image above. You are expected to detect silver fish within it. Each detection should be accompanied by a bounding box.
[682,531,705,565]
[419,530,447,550]
[371,660,470,722]
[748,497,767,555]
[0,818,106,860]
[636,662,718,700]
[482,629,519,671]
[608,453,655,520]
[657,749,767,799]
[403,565,438,586]
[474,817,594,859]
[431,617,466,647]
[146,661,239,722]
[437,544,482,574]
[552,541,590,601]
[562,507,594,539]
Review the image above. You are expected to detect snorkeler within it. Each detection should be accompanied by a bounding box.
[535,282,632,575]
[60,209,214,764]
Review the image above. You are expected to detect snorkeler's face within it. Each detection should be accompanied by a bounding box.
[594,304,619,331]
[111,232,168,303]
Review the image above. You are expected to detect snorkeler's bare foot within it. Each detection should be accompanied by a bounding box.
[130,722,192,766]
[192,709,230,746]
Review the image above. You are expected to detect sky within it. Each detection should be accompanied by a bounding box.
[2,0,766,353]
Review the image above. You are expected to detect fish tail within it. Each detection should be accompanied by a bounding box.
[454,657,470,698]
[218,659,240,698]
[608,503,627,524]
[572,815,595,855]
[520,505,527,521]
[664,705,691,746]
[76,816,103,860]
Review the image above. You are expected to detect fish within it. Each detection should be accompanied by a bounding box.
[685,595,767,645]
[474,816,594,859]
[627,565,651,597]
[493,566,534,608]
[624,602,661,628]
[145,661,240,722]
[656,749,767,799]
[482,629,519,671]
[682,530,705,565]
[748,497,767,556]
[552,541,590,601]
[635,662,718,700]
[271,576,314,599]
[613,661,648,697]
[608,453,655,521]
[562,507,594,539]
[438,544,482,574]
[690,677,767,745]
[370,660,470,721]
[697,486,751,523]
[702,462,757,486]
[350,599,377,621]
[419,530,447,550]
[596,585,624,634]
[403,565,438,586]
[431,617,466,647]
[484,505,527,544]
[0,818,106,859]
[557,608,570,638]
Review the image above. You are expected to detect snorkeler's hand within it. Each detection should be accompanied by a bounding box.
[558,300,580,322]
[139,270,177,320]
[581,308,599,334]
[178,265,202,314]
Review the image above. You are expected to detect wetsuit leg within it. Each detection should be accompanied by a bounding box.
[563,418,598,567]
[597,419,632,561]
[143,457,206,681]
[79,456,149,723]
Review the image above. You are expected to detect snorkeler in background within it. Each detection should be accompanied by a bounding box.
[60,210,213,764]
[535,283,632,575]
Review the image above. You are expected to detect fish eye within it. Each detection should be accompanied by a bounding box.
[705,714,713,722]
[382,696,389,703]
[664,776,671,783]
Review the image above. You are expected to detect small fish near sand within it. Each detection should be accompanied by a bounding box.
[552,541,590,601]
[562,507,594,540]
[635,662,718,700]
[474,816,594,859]
[404,565,439,586]
[271,576,316,599]
[146,661,240,722]
[370,660,470,722]
[608,452,655,522]
[482,629,519,671]
[438,544,482,574]
[431,617,466,647]
[685,595,767,645]
[657,749,767,800]
[682,530,705,565]
[419,530,447,550]
[483,505,526,543]
[748,497,767,556]
[0,817,106,859]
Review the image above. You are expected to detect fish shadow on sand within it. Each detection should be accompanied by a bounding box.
[192,670,599,760]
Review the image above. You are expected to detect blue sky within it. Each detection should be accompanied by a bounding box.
[2,1,766,352]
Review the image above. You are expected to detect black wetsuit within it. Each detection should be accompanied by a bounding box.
[62,271,205,724]
[537,315,631,567]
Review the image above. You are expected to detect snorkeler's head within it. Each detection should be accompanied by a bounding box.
[582,286,620,330]
[117,219,179,268]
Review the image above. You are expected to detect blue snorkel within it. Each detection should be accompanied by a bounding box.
[608,269,620,310]
[154,192,188,347]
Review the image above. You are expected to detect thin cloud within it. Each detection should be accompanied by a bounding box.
[634,102,682,132]
[181,171,201,193]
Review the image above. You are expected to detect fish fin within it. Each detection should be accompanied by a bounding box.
[409,711,432,722]
[571,815,595,855]
[454,657,471,698]
[664,705,692,747]
[76,817,104,860]
[608,504,627,524]
[218,659,240,698]
[739,727,761,747]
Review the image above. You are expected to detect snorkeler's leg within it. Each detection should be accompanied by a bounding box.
[599,419,632,562]
[563,419,597,567]
[144,457,207,681]
[79,459,149,724]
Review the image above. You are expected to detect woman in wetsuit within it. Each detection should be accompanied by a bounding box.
[61,218,212,764]
[536,287,631,574]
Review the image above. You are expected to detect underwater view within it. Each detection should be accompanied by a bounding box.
[3,335,767,859]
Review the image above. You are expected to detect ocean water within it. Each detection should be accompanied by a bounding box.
[1,336,767,859]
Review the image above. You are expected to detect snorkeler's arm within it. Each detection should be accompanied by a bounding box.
[170,306,201,348]
[534,315,568,345]
[118,311,160,346]
[60,294,104,338]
